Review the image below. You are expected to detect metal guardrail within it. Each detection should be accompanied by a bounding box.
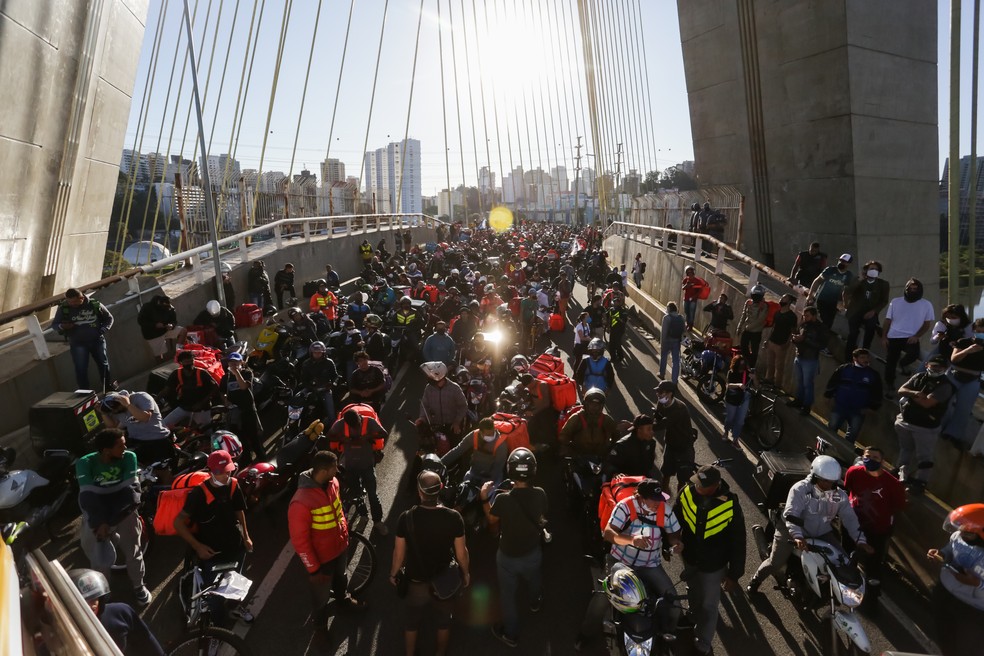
[605,221,808,308]
[0,213,446,361]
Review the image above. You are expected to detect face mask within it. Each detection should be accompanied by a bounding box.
[657,395,671,405]
[926,368,946,378]
[482,432,497,443]
[837,262,847,270]
[210,475,229,487]
[866,269,879,279]
[904,286,922,302]
[947,318,961,326]
[976,333,984,340]
[862,458,881,472]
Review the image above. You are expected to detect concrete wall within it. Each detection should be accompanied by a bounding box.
[0,225,436,441]
[676,0,939,304]
[0,0,149,333]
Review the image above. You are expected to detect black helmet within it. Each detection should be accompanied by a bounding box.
[506,447,537,481]
[420,452,447,484]
[263,305,279,317]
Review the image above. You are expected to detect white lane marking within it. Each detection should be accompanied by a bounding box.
[233,540,296,638]
[879,593,939,654]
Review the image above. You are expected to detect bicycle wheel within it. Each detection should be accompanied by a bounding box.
[167,627,252,656]
[696,373,725,404]
[345,532,377,595]
[755,412,784,450]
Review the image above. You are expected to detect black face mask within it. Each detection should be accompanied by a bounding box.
[904,287,923,302]
[837,262,847,271]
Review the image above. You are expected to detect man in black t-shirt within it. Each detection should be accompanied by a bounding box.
[481,448,548,649]
[390,471,469,656]
[162,350,218,428]
[174,450,253,623]
[220,352,263,461]
[761,294,798,386]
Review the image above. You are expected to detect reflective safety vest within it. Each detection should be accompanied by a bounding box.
[311,291,338,319]
[395,311,417,326]
[609,308,624,329]
[311,496,345,531]
[677,485,735,539]
[359,243,373,260]
[288,478,349,573]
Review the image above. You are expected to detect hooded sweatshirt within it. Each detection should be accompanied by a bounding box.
[288,470,349,573]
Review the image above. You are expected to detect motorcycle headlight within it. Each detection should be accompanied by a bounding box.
[288,408,302,420]
[625,635,653,656]
[838,581,864,608]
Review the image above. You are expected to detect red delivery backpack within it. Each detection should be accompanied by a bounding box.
[598,475,665,534]
[333,403,385,451]
[763,301,781,328]
[490,412,531,452]
[540,373,578,412]
[695,278,711,300]
[549,313,565,332]
[234,303,263,328]
[152,471,224,536]
[174,343,225,384]
[530,352,565,377]
[557,403,583,434]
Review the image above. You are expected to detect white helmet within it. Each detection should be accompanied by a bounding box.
[810,455,841,482]
[420,361,449,382]
[211,430,243,458]
[206,300,221,316]
[603,563,647,614]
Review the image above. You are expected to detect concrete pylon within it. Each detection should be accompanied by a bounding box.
[677,0,939,301]
[0,0,149,327]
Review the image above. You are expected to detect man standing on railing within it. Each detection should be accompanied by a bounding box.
[53,288,117,392]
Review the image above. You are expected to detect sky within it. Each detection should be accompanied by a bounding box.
[123,0,983,199]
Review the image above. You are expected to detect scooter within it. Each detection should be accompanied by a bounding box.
[0,447,76,539]
[751,519,871,655]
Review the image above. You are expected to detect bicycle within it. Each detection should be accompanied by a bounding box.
[344,531,377,595]
[743,385,784,450]
[169,561,252,656]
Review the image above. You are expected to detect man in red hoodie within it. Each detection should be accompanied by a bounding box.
[843,446,906,606]
[288,450,367,629]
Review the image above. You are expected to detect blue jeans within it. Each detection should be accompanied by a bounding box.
[828,407,865,442]
[497,547,543,640]
[724,391,751,439]
[794,357,819,409]
[660,340,681,383]
[69,336,111,390]
[942,371,979,445]
[683,300,698,328]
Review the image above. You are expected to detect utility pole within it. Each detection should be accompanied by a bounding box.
[948,0,961,305]
[615,142,623,226]
[573,136,583,227]
[181,0,225,307]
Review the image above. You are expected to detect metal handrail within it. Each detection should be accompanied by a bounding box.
[0,213,446,360]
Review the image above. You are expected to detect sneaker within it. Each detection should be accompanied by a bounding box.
[491,624,518,648]
[745,575,763,595]
[134,586,152,607]
[530,597,543,613]
[231,607,254,623]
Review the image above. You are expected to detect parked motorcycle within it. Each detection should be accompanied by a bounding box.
[0,447,76,540]
[563,455,606,561]
[239,421,328,508]
[282,388,327,451]
[679,337,726,404]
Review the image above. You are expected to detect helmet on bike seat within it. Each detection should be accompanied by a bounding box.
[287,306,302,318]
[419,452,448,484]
[587,338,605,353]
[510,354,530,373]
[810,455,841,483]
[263,305,279,317]
[211,430,243,458]
[420,361,449,382]
[68,569,110,602]
[603,563,647,614]
[206,300,221,317]
[506,447,537,481]
[944,503,984,540]
[365,314,383,328]
[583,387,607,404]
[309,341,327,356]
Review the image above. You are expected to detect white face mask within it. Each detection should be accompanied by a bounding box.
[866,269,879,279]
[211,474,229,487]
[482,432,498,443]
[947,318,961,326]
[657,395,671,405]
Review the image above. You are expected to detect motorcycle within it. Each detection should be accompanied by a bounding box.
[563,455,606,561]
[679,337,726,404]
[239,422,328,508]
[281,388,326,451]
[0,447,76,541]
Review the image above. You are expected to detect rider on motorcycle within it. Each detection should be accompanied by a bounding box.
[417,361,468,439]
[575,339,615,396]
[928,503,984,653]
[441,417,510,504]
[362,314,390,362]
[602,414,658,481]
[299,341,340,425]
[373,279,397,315]
[462,333,494,380]
[747,455,873,593]
[559,387,619,460]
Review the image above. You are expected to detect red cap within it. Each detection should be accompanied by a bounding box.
[207,450,236,473]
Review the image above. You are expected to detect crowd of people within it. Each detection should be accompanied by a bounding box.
[37,222,984,655]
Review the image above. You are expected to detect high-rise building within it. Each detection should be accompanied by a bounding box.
[205,154,241,190]
[940,156,984,247]
[363,139,422,214]
[551,166,569,194]
[478,167,496,195]
[320,158,345,186]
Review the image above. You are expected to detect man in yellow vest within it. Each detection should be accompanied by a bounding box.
[359,239,374,263]
[673,465,746,656]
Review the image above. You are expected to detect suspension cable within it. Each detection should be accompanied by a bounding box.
[480,0,506,209]
[112,0,169,269]
[229,0,268,222]
[437,0,453,223]
[447,0,468,217]
[354,0,391,211]
[633,0,659,178]
[543,0,573,210]
[620,0,650,179]
[324,0,356,163]
[286,0,324,180]
[535,0,564,216]
[490,0,518,211]
[469,0,495,211]
[459,0,484,221]
[395,0,426,213]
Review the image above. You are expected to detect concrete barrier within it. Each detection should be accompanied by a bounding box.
[0,225,436,447]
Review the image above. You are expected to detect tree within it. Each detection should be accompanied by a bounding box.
[640,170,661,194]
[658,166,697,191]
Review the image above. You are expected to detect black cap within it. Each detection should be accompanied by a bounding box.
[655,380,678,394]
[636,479,667,501]
[632,414,654,428]
[926,355,946,366]
[691,465,722,488]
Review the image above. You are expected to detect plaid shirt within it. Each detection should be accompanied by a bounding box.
[608,498,681,569]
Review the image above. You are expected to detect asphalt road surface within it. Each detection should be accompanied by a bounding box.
[39,284,939,656]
